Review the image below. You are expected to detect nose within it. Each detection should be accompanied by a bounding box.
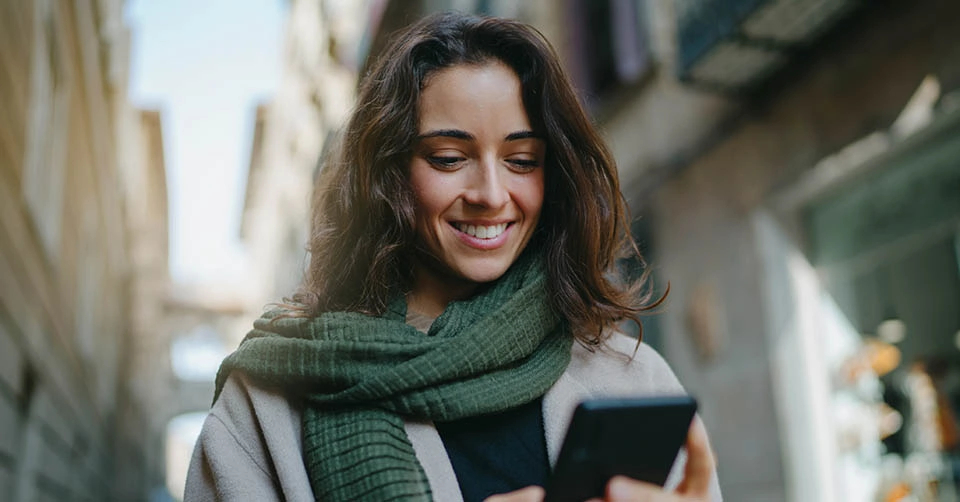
[463,157,509,209]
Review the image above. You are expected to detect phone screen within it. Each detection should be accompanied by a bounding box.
[543,396,697,502]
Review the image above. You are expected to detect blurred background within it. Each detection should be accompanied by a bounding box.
[1,0,958,500]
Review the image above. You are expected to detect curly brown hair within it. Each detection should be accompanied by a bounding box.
[284,12,664,346]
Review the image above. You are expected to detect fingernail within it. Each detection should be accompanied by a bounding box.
[608,477,632,500]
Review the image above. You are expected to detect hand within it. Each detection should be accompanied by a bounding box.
[485,417,716,502]
[588,416,715,501]
[485,485,545,502]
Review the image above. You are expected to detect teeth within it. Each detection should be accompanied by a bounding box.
[455,223,507,239]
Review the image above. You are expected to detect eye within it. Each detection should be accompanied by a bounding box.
[506,157,541,172]
[426,155,466,169]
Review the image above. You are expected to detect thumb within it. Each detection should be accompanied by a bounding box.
[676,416,715,497]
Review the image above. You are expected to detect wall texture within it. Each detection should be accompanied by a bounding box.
[0,1,171,500]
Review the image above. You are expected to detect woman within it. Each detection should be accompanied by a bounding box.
[185,12,721,502]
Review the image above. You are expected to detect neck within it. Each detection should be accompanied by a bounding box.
[407,263,479,318]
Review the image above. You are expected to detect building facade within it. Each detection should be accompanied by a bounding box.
[0,0,174,500]
[365,1,960,500]
[240,0,373,316]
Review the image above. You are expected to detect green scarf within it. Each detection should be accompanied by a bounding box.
[214,255,573,501]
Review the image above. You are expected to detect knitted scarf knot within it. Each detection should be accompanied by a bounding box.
[214,255,572,501]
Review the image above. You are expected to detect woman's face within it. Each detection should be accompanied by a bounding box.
[409,61,545,303]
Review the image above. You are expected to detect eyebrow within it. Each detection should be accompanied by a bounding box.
[416,129,542,142]
[417,129,474,141]
[505,130,541,141]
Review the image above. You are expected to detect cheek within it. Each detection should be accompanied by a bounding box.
[516,173,545,218]
[410,168,452,225]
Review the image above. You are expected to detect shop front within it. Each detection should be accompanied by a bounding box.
[762,104,960,501]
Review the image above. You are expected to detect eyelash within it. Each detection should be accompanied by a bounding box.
[425,156,541,170]
[427,155,465,168]
[508,159,539,169]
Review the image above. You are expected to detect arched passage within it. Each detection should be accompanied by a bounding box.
[165,411,208,500]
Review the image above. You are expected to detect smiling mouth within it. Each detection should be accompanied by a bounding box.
[452,222,509,239]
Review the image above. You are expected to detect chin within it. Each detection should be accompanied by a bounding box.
[454,261,513,284]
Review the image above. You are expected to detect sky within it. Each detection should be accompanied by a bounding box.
[123,2,288,494]
[125,0,287,285]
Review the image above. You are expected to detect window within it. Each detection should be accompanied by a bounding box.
[170,325,229,382]
[568,0,653,110]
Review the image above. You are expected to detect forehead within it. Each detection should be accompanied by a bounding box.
[417,62,531,132]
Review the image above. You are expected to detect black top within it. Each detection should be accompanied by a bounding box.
[436,396,550,502]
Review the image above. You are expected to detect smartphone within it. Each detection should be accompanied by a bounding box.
[543,396,698,502]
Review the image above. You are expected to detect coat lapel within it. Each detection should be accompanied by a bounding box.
[404,419,465,501]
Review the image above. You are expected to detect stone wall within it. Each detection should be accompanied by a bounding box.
[0,1,170,500]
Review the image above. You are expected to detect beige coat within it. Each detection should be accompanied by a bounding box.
[184,333,723,501]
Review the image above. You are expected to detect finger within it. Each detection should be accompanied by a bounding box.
[484,485,545,502]
[606,476,666,501]
[676,416,715,497]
